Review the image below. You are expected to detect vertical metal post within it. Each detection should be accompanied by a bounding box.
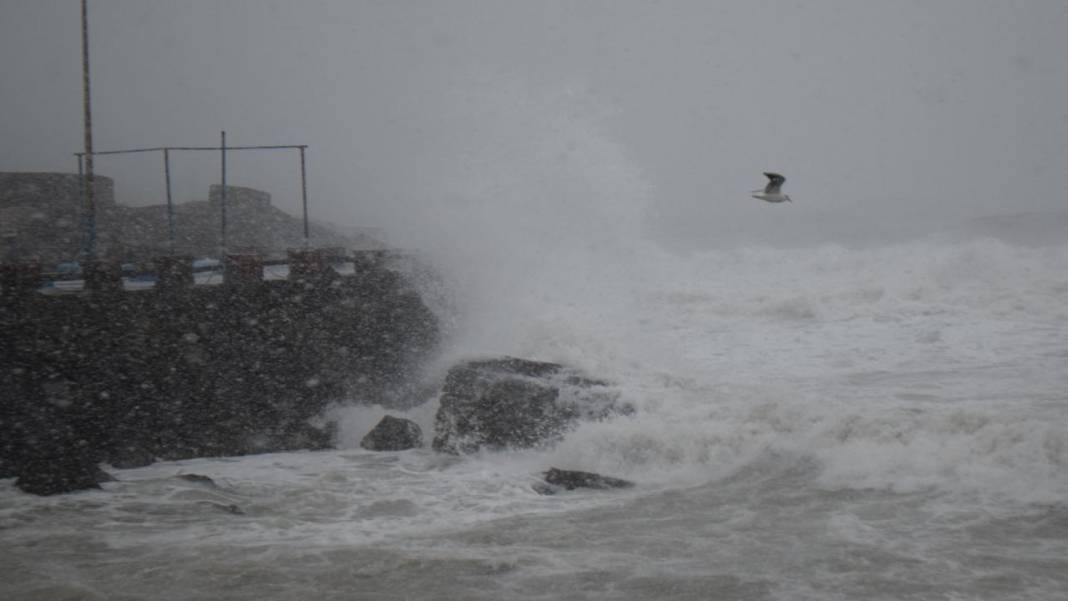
[77,154,88,255]
[163,148,175,246]
[77,153,84,201]
[299,146,309,246]
[220,130,227,252]
[81,0,97,258]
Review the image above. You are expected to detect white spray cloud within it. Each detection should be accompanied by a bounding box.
[380,74,656,362]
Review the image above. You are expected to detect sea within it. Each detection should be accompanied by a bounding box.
[2,228,1066,600]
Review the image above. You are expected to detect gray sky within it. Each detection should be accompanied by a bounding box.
[2,0,1067,248]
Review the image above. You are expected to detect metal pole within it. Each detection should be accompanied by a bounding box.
[220,130,227,252]
[81,0,96,258]
[299,146,309,246]
[163,148,175,246]
[77,154,87,255]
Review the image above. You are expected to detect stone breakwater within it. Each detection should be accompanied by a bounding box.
[0,252,439,494]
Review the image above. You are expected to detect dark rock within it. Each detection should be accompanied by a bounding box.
[432,356,627,454]
[536,467,634,494]
[531,482,558,496]
[360,415,423,451]
[14,454,114,496]
[206,502,245,515]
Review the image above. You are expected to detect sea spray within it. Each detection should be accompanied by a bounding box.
[368,75,656,365]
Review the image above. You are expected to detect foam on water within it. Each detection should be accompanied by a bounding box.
[276,233,1068,562]
[352,236,1068,508]
[480,238,1068,505]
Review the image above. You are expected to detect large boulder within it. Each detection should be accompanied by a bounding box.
[432,357,627,454]
[360,415,423,451]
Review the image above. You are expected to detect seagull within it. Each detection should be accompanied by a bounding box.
[751,172,791,203]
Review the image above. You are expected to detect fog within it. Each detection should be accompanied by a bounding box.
[2,1,1067,251]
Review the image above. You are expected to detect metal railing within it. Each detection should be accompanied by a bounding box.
[74,132,311,256]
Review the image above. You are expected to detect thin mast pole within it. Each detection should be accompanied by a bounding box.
[77,154,87,255]
[81,0,96,258]
[163,148,175,246]
[220,130,227,252]
[299,146,309,246]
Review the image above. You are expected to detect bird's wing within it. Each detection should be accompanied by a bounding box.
[763,172,785,194]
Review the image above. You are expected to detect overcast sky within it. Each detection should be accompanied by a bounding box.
[2,1,1067,248]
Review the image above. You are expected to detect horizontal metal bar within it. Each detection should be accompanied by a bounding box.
[75,146,165,156]
[75,144,307,157]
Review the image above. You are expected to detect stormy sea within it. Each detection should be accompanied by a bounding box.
[2,227,1067,600]
[2,75,1066,599]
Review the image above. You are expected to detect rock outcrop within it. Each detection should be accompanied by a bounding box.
[360,415,423,451]
[431,357,627,454]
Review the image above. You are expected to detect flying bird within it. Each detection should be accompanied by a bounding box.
[751,172,791,203]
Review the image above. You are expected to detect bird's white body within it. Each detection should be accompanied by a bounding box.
[751,191,791,203]
[752,172,791,203]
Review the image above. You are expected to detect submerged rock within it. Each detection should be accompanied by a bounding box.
[201,501,245,515]
[177,473,218,486]
[360,415,423,451]
[432,356,628,454]
[535,467,635,495]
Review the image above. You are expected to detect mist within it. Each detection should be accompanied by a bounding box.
[3,0,1067,255]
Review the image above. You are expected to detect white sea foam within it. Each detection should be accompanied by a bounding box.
[275,228,1068,601]
[318,234,1068,513]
